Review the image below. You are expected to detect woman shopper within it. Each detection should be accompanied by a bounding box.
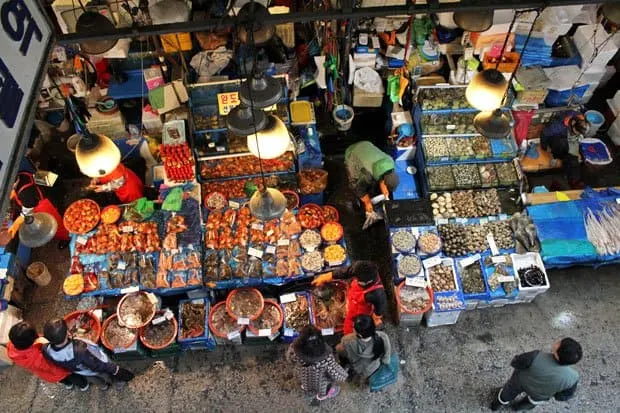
[286,325,348,405]
[336,315,392,382]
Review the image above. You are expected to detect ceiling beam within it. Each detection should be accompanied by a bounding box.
[55,0,617,44]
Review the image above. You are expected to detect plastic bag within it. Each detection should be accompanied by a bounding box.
[124,198,155,221]
[369,353,399,392]
[162,187,184,211]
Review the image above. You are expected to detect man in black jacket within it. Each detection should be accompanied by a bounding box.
[490,337,582,411]
[42,319,135,389]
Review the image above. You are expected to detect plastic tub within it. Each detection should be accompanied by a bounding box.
[585,110,604,137]
[226,288,264,321]
[396,282,433,325]
[247,300,284,336]
[139,311,178,350]
[101,314,139,351]
[510,252,550,300]
[26,262,51,286]
[332,105,354,131]
[116,292,158,329]
[209,301,245,340]
[64,310,102,343]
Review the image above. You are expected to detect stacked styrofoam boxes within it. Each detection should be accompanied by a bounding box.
[511,253,550,303]
[574,25,619,68]
[424,257,465,327]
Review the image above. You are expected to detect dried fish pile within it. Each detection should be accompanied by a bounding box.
[181,302,206,338]
[311,285,346,329]
[584,204,620,256]
[283,296,310,331]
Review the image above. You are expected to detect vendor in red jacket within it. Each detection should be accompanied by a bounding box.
[88,163,144,204]
[8,171,70,247]
[7,321,89,390]
[312,261,387,334]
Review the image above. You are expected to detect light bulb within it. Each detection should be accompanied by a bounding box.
[75,133,122,177]
[465,69,508,112]
[246,115,290,160]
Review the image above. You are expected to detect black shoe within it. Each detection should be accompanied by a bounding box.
[511,399,536,411]
[490,388,504,411]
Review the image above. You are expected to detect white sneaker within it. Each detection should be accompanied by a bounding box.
[63,383,74,390]
[79,383,90,392]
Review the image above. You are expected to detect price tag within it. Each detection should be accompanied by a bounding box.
[499,214,508,220]
[487,233,499,256]
[491,256,506,264]
[0,269,7,280]
[265,246,276,254]
[616,198,620,204]
[280,293,297,303]
[266,230,274,237]
[227,330,241,340]
[411,228,420,237]
[284,328,296,337]
[406,276,426,288]
[152,315,167,325]
[498,276,515,282]
[464,47,474,60]
[457,218,468,224]
[118,261,127,270]
[258,328,272,337]
[192,299,204,305]
[436,218,449,225]
[327,260,344,267]
[171,249,179,255]
[321,328,334,336]
[229,201,240,209]
[248,247,263,259]
[120,286,140,294]
[216,146,226,152]
[278,239,290,246]
[76,236,88,245]
[488,216,497,221]
[121,225,133,233]
[461,254,480,267]
[479,218,488,224]
[446,124,457,130]
[251,223,264,230]
[423,255,442,268]
[237,317,250,325]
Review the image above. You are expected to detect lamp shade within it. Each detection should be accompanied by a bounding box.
[237,3,275,46]
[19,212,58,248]
[227,105,267,136]
[465,69,508,112]
[473,109,513,139]
[75,133,121,177]
[249,188,287,221]
[247,115,290,159]
[602,3,620,25]
[239,74,282,109]
[76,11,118,55]
[453,10,494,32]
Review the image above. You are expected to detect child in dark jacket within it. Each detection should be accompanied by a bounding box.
[287,325,348,405]
[42,319,135,389]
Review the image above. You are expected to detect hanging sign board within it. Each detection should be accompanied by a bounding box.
[0,0,53,214]
[217,92,240,116]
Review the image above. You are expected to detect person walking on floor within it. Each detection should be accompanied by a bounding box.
[42,319,135,389]
[312,260,387,334]
[286,325,348,405]
[336,315,392,383]
[7,321,89,391]
[490,337,582,411]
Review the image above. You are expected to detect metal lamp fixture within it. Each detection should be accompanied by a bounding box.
[473,109,513,138]
[75,132,121,177]
[246,115,290,159]
[19,212,58,248]
[237,2,275,46]
[227,104,267,136]
[249,187,287,221]
[453,10,494,32]
[239,73,282,108]
[465,69,508,112]
[75,11,118,55]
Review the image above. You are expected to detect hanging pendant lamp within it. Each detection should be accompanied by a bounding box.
[75,132,121,177]
[239,73,282,109]
[602,3,620,25]
[473,109,513,139]
[465,69,508,112]
[227,104,267,136]
[237,2,276,46]
[453,10,494,32]
[246,115,290,159]
[19,212,58,248]
[249,187,287,221]
[75,11,118,55]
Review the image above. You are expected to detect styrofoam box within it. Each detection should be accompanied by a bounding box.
[511,252,550,298]
[477,301,493,309]
[573,24,615,51]
[400,311,425,326]
[425,309,460,327]
[464,300,479,310]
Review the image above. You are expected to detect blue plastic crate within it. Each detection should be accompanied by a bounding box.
[545,85,589,107]
[280,291,313,343]
[177,297,216,351]
[300,192,324,206]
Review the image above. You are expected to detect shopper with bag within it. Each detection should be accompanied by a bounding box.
[7,322,89,390]
[43,319,135,389]
[286,325,348,405]
[312,260,387,334]
[336,315,393,382]
[490,337,582,411]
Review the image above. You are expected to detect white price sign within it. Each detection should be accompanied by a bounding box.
[436,218,449,225]
[423,255,442,269]
[283,328,295,337]
[321,328,334,336]
[406,276,426,288]
[487,233,499,256]
[251,223,264,230]
[461,254,480,268]
[76,236,88,245]
[491,256,506,264]
[229,201,240,209]
[280,293,297,303]
[248,247,263,259]
[237,317,250,325]
[258,328,272,337]
[265,245,276,254]
[277,239,290,246]
[498,276,515,283]
[227,330,241,340]
[120,286,140,294]
[117,261,127,270]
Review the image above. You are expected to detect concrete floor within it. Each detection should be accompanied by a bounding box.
[0,244,618,413]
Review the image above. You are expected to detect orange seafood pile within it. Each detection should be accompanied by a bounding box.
[200,153,294,179]
[75,222,160,254]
